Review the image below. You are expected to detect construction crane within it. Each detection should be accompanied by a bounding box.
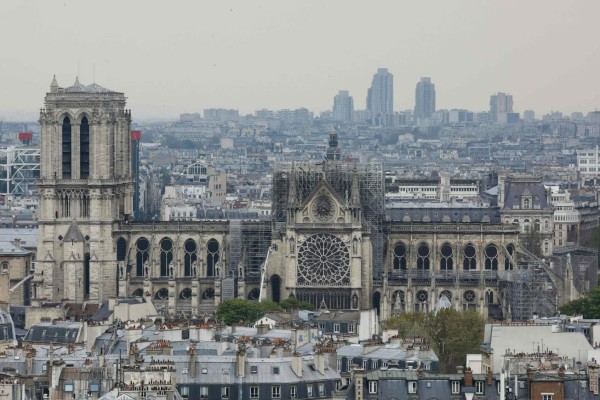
[258,245,276,303]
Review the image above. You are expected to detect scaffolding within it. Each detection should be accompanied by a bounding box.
[240,220,272,282]
[499,246,558,321]
[0,146,40,198]
[272,161,386,278]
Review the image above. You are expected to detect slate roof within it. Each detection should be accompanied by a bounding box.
[23,322,82,344]
[0,228,38,248]
[313,311,361,322]
[503,180,549,209]
[388,206,501,223]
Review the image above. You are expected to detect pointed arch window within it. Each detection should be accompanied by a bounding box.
[62,117,72,179]
[135,238,149,276]
[463,244,477,270]
[485,244,498,270]
[206,239,220,277]
[184,239,197,277]
[160,238,173,277]
[80,117,90,179]
[416,243,430,270]
[440,243,453,270]
[393,243,407,270]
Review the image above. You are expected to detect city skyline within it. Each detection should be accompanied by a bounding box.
[1,1,600,120]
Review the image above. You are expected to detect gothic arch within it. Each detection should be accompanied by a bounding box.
[416,242,430,270]
[484,244,498,270]
[183,239,197,277]
[116,237,127,261]
[270,274,282,303]
[61,115,72,179]
[372,291,381,316]
[392,242,407,270]
[463,243,477,270]
[159,237,173,277]
[206,239,220,277]
[134,237,149,277]
[439,242,454,270]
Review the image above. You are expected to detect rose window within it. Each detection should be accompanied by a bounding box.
[297,233,350,286]
[463,290,476,303]
[311,195,336,222]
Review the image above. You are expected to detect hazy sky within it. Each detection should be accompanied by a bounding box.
[1,1,600,120]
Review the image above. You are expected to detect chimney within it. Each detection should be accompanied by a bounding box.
[314,351,326,375]
[417,367,425,377]
[487,368,493,386]
[270,349,277,359]
[236,346,246,378]
[457,365,464,374]
[589,363,600,395]
[354,367,365,400]
[13,238,21,248]
[464,367,473,387]
[290,328,297,347]
[558,366,565,378]
[257,323,269,335]
[292,352,302,377]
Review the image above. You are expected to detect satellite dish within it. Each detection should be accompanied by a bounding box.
[116,329,124,338]
[12,340,18,347]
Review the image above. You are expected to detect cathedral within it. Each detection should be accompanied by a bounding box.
[34,79,566,321]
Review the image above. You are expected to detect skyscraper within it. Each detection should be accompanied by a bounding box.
[332,90,354,122]
[366,68,393,126]
[414,77,436,120]
[490,92,514,124]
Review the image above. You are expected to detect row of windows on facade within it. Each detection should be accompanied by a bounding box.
[367,379,491,395]
[392,242,515,271]
[178,382,331,399]
[120,237,221,278]
[389,289,493,307]
[342,359,430,374]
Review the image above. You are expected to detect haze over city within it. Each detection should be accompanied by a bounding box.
[2,0,600,120]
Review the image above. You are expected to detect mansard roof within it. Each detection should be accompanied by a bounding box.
[503,180,549,209]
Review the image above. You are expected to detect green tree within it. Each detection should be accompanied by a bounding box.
[386,309,485,373]
[559,286,600,318]
[215,299,282,326]
[279,297,315,311]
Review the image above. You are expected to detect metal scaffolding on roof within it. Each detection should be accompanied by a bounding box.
[0,146,40,198]
[271,160,386,279]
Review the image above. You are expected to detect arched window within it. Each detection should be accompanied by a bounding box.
[62,117,72,179]
[184,239,197,277]
[159,238,173,277]
[155,288,169,300]
[393,243,407,270]
[463,244,476,270]
[535,219,541,232]
[179,288,192,300]
[484,244,498,270]
[440,243,453,270]
[80,116,90,179]
[416,243,430,270]
[416,290,428,312]
[135,237,149,276]
[116,238,127,261]
[523,197,530,209]
[505,244,515,270]
[202,288,215,299]
[1,262,8,273]
[523,219,531,232]
[206,239,219,277]
[440,290,453,303]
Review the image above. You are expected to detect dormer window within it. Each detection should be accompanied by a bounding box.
[475,381,484,394]
[451,381,460,394]
[408,381,417,393]
[522,197,531,209]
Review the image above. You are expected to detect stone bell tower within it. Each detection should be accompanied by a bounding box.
[34,76,133,303]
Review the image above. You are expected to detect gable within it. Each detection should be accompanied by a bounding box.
[298,181,347,224]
